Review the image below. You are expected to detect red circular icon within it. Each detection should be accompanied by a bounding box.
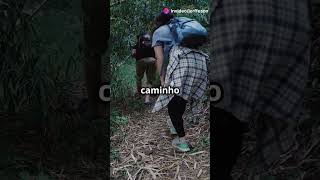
[162,7,170,14]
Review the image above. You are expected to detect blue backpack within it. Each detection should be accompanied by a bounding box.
[167,17,208,47]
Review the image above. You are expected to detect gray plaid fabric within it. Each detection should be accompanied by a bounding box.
[210,0,311,170]
[152,45,209,112]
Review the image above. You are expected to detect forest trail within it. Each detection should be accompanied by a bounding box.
[110,101,210,180]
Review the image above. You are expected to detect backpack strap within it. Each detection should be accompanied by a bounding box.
[180,19,195,27]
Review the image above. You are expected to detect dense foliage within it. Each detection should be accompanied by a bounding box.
[0,0,93,179]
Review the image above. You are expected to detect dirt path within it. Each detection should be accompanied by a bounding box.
[110,105,210,180]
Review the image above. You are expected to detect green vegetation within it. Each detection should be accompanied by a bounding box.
[190,135,210,153]
[0,0,101,178]
[110,111,129,134]
[0,0,319,179]
[110,1,210,167]
[110,0,210,102]
[109,0,210,133]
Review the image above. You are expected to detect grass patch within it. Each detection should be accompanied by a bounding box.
[111,110,129,134]
[112,62,136,101]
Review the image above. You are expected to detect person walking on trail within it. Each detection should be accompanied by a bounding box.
[210,0,312,179]
[151,10,209,152]
[132,32,156,105]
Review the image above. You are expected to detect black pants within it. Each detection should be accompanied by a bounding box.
[211,106,249,180]
[168,96,187,137]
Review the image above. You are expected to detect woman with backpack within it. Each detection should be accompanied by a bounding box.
[151,10,209,152]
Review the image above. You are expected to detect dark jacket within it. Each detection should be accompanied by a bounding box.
[132,44,155,60]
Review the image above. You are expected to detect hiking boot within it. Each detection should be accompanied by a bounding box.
[167,119,177,135]
[172,137,190,152]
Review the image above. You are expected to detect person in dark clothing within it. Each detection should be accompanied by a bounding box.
[167,96,187,137]
[210,0,312,179]
[132,32,156,104]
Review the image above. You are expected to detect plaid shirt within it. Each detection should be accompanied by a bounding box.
[210,0,312,172]
[152,46,209,112]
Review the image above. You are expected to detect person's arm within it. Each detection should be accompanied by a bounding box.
[154,45,165,85]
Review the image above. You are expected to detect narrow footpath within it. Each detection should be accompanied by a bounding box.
[111,104,210,180]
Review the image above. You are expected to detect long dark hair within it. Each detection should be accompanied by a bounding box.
[152,10,174,32]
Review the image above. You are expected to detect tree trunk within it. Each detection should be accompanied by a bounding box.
[81,0,110,173]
